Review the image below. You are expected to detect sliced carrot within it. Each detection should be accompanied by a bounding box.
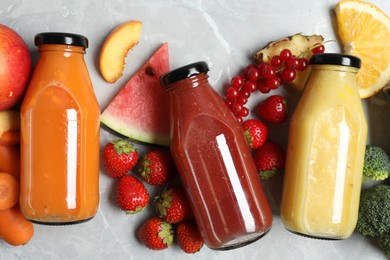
[0,145,20,178]
[0,172,19,210]
[0,205,34,246]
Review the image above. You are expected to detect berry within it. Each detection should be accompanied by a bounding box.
[312,44,325,54]
[285,56,299,69]
[253,140,285,180]
[281,67,296,82]
[231,75,244,88]
[242,119,268,149]
[257,95,288,124]
[176,221,204,254]
[102,139,138,178]
[266,77,281,90]
[279,49,292,62]
[296,58,309,71]
[257,79,270,94]
[261,65,276,79]
[156,186,193,224]
[139,150,175,186]
[247,67,261,82]
[116,175,149,214]
[226,86,239,101]
[243,81,257,93]
[138,217,173,250]
[270,55,283,68]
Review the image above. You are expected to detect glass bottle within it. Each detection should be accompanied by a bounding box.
[20,33,100,225]
[160,61,273,250]
[280,53,367,239]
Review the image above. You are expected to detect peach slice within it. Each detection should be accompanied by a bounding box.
[99,20,142,83]
[0,110,20,146]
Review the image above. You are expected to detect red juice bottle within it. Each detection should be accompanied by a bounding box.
[160,61,272,250]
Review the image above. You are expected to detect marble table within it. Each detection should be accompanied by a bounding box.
[1,0,390,259]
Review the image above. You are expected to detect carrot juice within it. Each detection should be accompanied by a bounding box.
[20,33,100,224]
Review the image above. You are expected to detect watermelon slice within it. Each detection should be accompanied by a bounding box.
[100,43,170,146]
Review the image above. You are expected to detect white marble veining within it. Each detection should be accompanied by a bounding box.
[1,0,390,259]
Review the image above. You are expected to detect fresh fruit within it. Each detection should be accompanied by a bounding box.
[257,95,288,124]
[176,221,204,254]
[242,119,268,149]
[139,150,175,186]
[0,110,20,146]
[253,33,324,91]
[335,0,390,98]
[102,139,138,178]
[0,145,20,178]
[116,175,149,214]
[0,24,32,111]
[99,20,142,83]
[253,140,285,180]
[138,217,173,250]
[100,43,170,146]
[156,186,192,224]
[0,172,19,210]
[0,205,34,246]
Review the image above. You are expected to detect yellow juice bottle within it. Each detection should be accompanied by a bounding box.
[280,53,367,239]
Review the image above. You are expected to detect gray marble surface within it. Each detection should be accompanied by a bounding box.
[1,0,390,259]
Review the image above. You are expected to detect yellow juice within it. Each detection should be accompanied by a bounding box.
[281,56,367,239]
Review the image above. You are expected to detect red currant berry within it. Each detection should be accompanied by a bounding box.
[231,75,244,88]
[236,96,248,105]
[235,115,243,124]
[239,90,250,99]
[261,65,276,80]
[247,67,261,82]
[266,77,282,90]
[270,55,283,68]
[280,49,292,62]
[281,68,297,82]
[245,64,257,75]
[312,44,325,54]
[224,98,233,108]
[231,102,243,114]
[296,58,309,71]
[243,81,257,93]
[257,79,270,94]
[286,56,299,69]
[239,106,249,117]
[226,86,239,101]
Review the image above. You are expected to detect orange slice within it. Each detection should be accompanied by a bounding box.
[335,0,390,98]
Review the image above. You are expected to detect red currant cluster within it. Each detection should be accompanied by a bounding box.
[224,44,325,123]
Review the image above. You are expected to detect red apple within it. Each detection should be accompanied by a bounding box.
[0,25,32,111]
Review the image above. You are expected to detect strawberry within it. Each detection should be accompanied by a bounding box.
[242,119,268,149]
[102,139,138,178]
[116,175,149,214]
[139,150,175,186]
[156,186,192,223]
[138,217,173,250]
[253,140,285,180]
[176,221,204,254]
[256,95,288,124]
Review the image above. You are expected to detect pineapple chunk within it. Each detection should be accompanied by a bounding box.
[253,33,324,91]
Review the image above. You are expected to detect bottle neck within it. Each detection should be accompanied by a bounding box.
[37,44,86,55]
[163,73,209,93]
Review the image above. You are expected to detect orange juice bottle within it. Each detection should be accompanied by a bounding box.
[280,53,367,239]
[20,33,100,225]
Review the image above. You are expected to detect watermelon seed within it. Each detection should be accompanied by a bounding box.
[145,67,155,77]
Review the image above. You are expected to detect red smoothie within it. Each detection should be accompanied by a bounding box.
[161,62,272,250]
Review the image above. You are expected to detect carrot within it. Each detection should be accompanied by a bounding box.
[0,172,19,210]
[0,205,34,246]
[0,130,20,146]
[0,145,20,178]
